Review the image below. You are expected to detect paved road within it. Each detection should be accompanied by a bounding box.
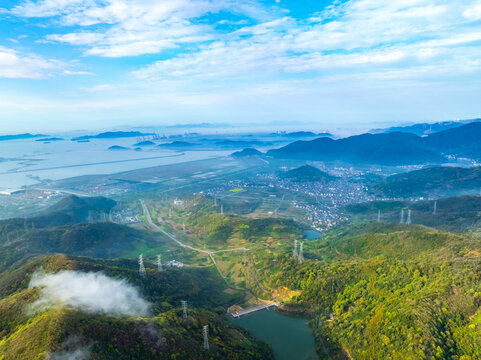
[140,199,212,254]
[140,199,247,256]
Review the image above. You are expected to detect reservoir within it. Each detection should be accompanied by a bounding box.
[230,310,317,360]
[305,230,322,240]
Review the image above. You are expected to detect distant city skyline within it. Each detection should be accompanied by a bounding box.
[1,0,481,132]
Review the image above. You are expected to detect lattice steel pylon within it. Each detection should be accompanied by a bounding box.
[203,325,209,351]
[406,209,412,225]
[298,242,304,263]
[139,254,146,277]
[181,300,187,319]
[433,200,437,215]
[293,239,298,259]
[377,210,381,223]
[400,209,405,224]
[156,254,162,272]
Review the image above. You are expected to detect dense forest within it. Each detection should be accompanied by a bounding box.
[249,223,481,359]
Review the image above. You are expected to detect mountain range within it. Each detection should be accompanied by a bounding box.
[268,121,481,165]
[370,118,481,136]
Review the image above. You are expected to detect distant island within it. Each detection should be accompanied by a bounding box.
[35,137,64,142]
[134,140,156,146]
[108,145,129,151]
[231,148,263,158]
[281,165,336,182]
[0,133,47,141]
[157,141,199,148]
[72,131,154,141]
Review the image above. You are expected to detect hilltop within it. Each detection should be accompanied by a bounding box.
[231,148,263,158]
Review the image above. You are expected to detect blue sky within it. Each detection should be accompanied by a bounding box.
[1,0,481,132]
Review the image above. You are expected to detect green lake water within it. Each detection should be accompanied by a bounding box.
[230,310,317,360]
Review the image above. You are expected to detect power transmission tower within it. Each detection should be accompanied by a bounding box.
[214,196,217,206]
[400,209,405,224]
[298,242,304,263]
[293,239,298,259]
[203,325,209,351]
[406,209,412,225]
[169,206,172,218]
[139,254,146,277]
[274,208,278,219]
[183,220,186,233]
[157,254,162,272]
[433,200,437,215]
[377,210,381,223]
[181,300,187,319]
[220,203,224,215]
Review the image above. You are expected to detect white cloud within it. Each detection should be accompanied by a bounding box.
[62,70,94,75]
[11,0,233,57]
[463,2,481,20]
[131,0,481,83]
[29,271,151,317]
[0,46,60,78]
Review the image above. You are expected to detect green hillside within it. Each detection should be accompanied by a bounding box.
[245,223,481,359]
[346,195,481,234]
[0,255,272,360]
[371,166,481,198]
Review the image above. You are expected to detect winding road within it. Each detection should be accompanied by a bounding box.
[140,199,247,256]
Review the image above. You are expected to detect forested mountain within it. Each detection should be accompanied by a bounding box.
[371,166,481,198]
[268,122,481,165]
[267,132,443,165]
[252,223,481,359]
[0,255,271,360]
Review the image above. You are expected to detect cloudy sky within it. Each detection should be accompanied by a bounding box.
[1,0,481,132]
